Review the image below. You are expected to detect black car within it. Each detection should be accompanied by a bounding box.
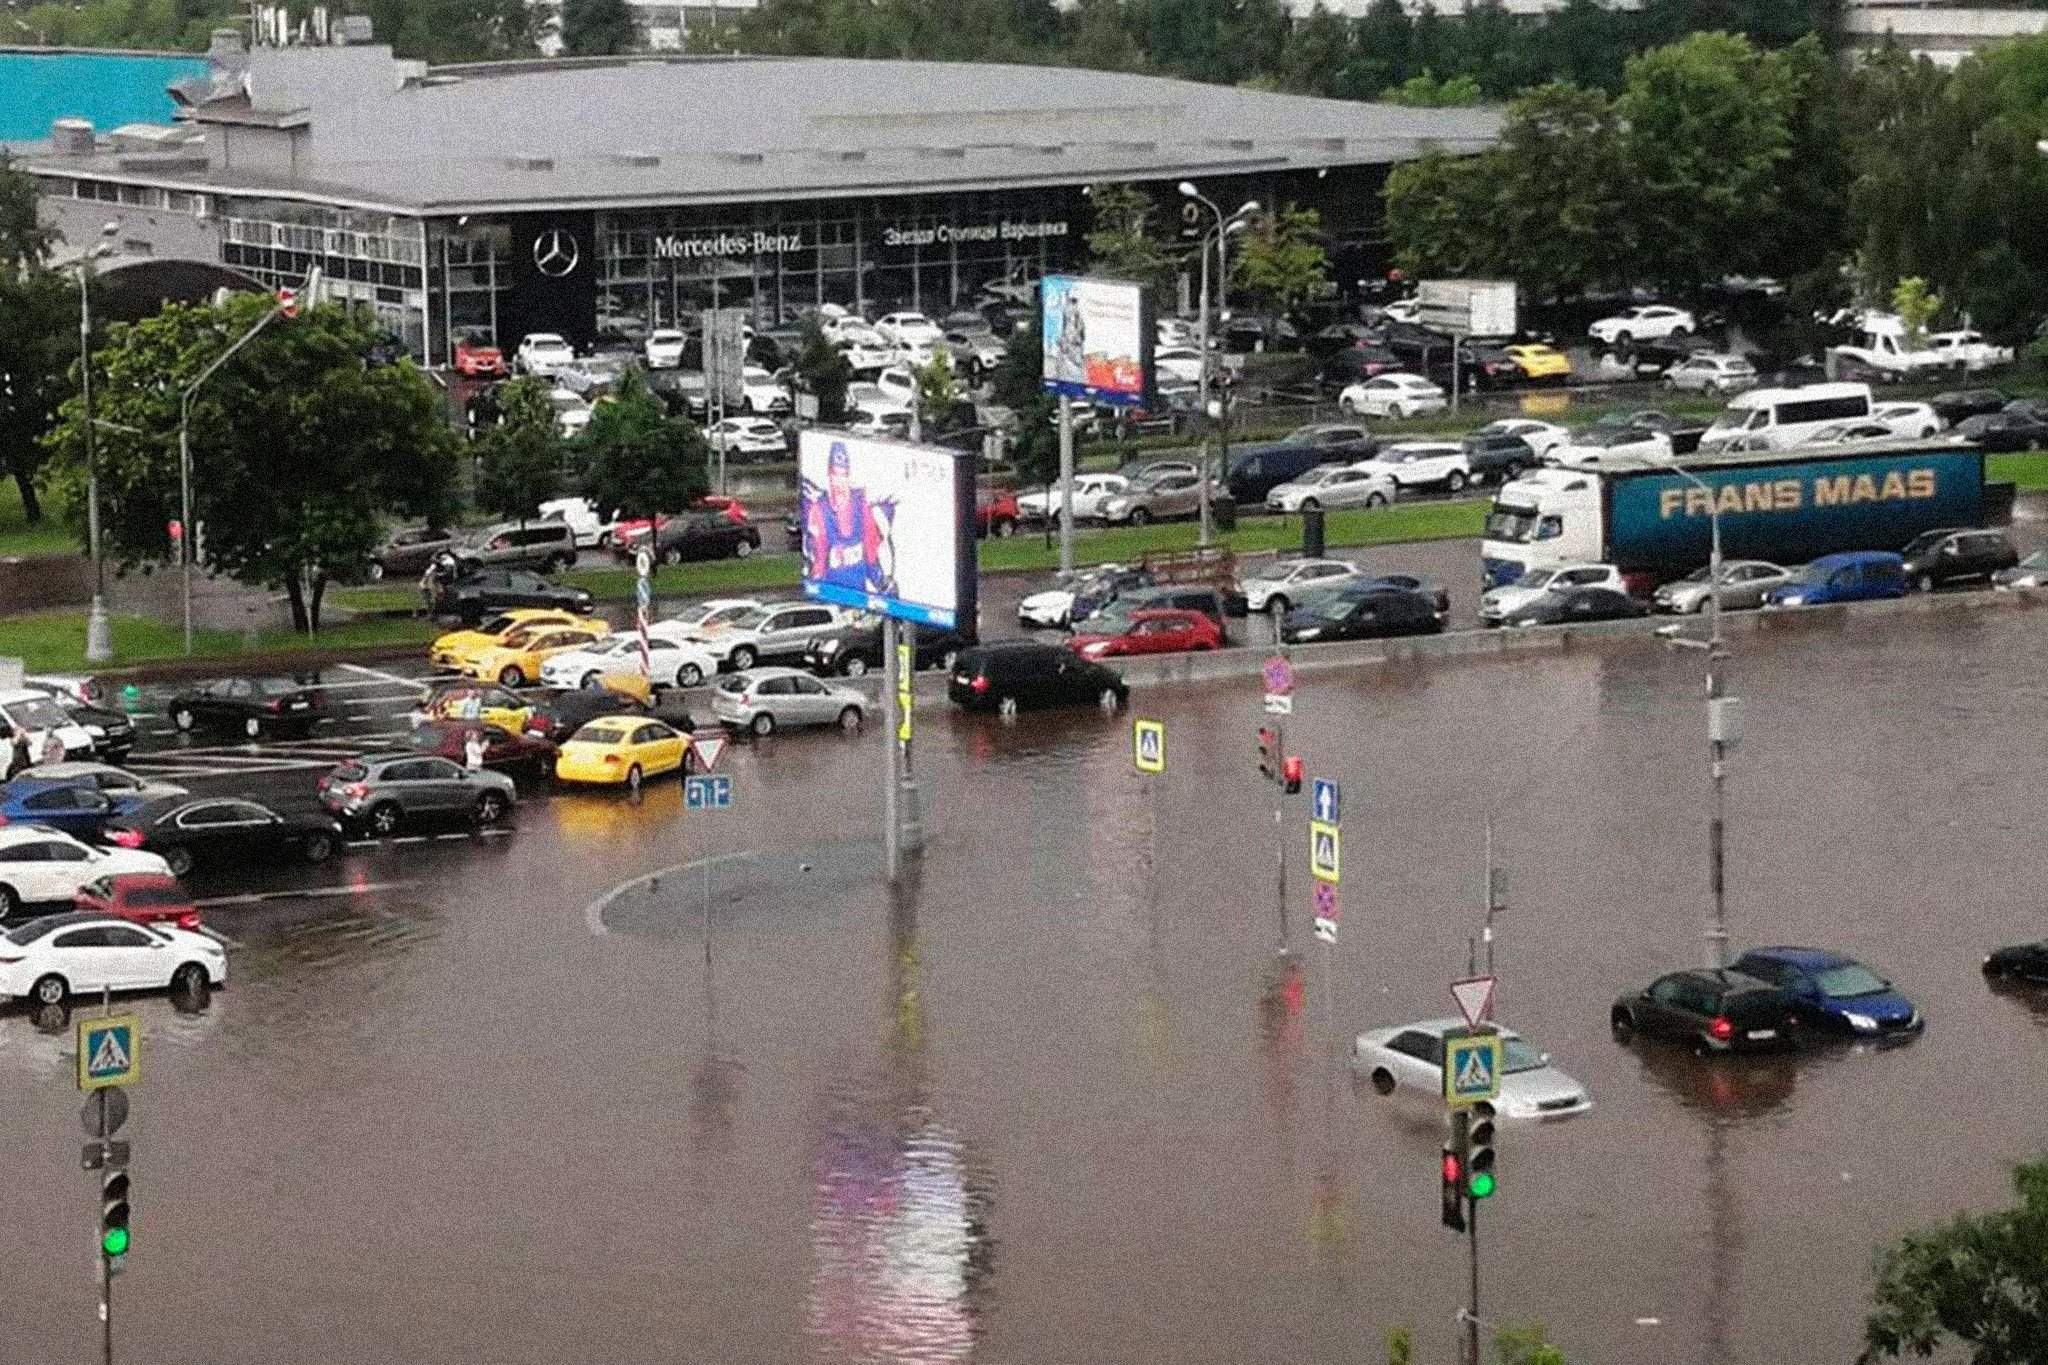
[167,677,326,739]
[1610,968,1802,1054]
[1982,940,2048,984]
[1899,527,2017,592]
[520,688,681,745]
[1307,323,1379,359]
[436,570,595,625]
[1504,586,1647,627]
[1280,584,1442,644]
[1929,388,2008,426]
[647,514,761,565]
[1461,432,1537,485]
[948,643,1128,714]
[1361,573,1450,616]
[1318,344,1403,391]
[802,619,975,677]
[1626,333,1719,376]
[1956,409,2048,453]
[1225,424,1376,505]
[102,796,342,878]
[1600,409,1708,456]
[368,526,457,581]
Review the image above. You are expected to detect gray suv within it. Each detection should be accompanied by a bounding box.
[702,602,842,670]
[317,753,516,836]
[456,521,579,574]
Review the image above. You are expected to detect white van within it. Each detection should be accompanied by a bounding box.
[0,687,95,765]
[1699,383,1873,453]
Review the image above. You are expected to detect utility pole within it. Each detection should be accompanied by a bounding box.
[1056,392,1075,574]
[75,223,118,664]
[1177,183,1259,549]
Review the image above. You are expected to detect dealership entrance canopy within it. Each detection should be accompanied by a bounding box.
[25,33,1500,362]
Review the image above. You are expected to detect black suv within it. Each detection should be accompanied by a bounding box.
[802,620,975,678]
[1461,432,1536,485]
[1899,527,2017,591]
[435,570,595,625]
[647,514,761,565]
[1611,969,1801,1054]
[948,643,1129,714]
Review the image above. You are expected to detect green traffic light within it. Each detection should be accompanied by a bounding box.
[1468,1171,1496,1200]
[101,1227,128,1256]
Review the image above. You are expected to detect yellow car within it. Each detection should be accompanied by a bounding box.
[554,716,691,787]
[417,682,537,734]
[466,625,606,687]
[429,609,584,673]
[1503,344,1572,383]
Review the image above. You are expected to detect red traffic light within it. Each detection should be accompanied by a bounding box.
[1442,1152,1462,1184]
[1282,755,1303,794]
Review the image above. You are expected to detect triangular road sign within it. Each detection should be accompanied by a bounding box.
[693,733,728,771]
[1449,975,1496,1028]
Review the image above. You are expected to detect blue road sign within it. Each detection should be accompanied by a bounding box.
[686,775,734,811]
[1312,778,1341,825]
[77,1013,140,1091]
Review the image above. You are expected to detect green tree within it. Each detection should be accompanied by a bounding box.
[1862,1159,2048,1365]
[578,369,710,525]
[562,0,639,53]
[473,377,562,525]
[1494,1321,1570,1365]
[1892,276,1941,348]
[793,318,852,424]
[39,294,456,631]
[1086,183,1182,304]
[1230,203,1331,332]
[1385,1326,1413,1365]
[992,327,1059,512]
[356,0,540,63]
[1380,69,1483,105]
[913,354,966,435]
[0,269,80,524]
[0,155,54,270]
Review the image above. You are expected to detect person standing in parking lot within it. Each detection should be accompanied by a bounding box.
[464,728,486,773]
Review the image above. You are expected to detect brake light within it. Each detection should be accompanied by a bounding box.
[0,954,22,964]
[970,676,989,693]
[1708,1016,1734,1042]
[175,912,200,930]
[344,783,369,799]
[108,829,143,848]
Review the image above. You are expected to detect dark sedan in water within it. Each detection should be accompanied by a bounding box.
[166,677,325,739]
[102,796,342,878]
[1982,940,2048,985]
[1610,968,1802,1054]
[1502,585,1648,628]
[1280,585,1443,644]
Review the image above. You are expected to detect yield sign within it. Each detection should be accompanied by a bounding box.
[692,732,728,771]
[1449,975,1496,1028]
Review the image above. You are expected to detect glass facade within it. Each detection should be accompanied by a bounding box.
[220,202,429,351]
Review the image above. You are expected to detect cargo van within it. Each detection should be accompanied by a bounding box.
[1700,383,1873,453]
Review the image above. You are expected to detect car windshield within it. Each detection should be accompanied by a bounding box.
[9,697,70,730]
[1817,964,1890,998]
[1484,505,1539,543]
[728,609,772,631]
[1295,467,1343,486]
[1515,568,1558,591]
[1902,531,1948,557]
[1079,605,1137,634]
[1705,411,1753,435]
[2019,551,2048,570]
[570,721,633,744]
[1309,595,1358,622]
[1790,564,1831,586]
[126,885,188,907]
[1501,1037,1547,1073]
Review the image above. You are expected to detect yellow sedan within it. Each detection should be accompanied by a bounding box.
[417,682,536,734]
[466,625,607,687]
[554,717,691,788]
[1503,344,1572,383]
[430,609,584,673]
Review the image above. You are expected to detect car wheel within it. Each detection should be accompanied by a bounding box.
[1672,325,1690,337]
[1505,462,1525,481]
[369,802,403,837]
[1299,498,1320,512]
[171,962,208,996]
[750,712,775,737]
[1340,398,1358,415]
[1610,1007,1636,1041]
[238,715,262,740]
[474,791,508,826]
[1129,507,1151,526]
[1370,1068,1395,1096]
[173,708,194,732]
[995,519,1017,538]
[997,695,1019,718]
[677,663,704,687]
[499,665,526,687]
[1267,595,1291,616]
[1922,427,1937,438]
[1365,492,1387,508]
[1389,403,1405,420]
[730,645,757,670]
[838,706,863,733]
[543,554,564,573]
[843,656,870,677]
[663,546,683,566]
[580,671,603,690]
[368,560,386,582]
[165,847,195,878]
[0,883,17,918]
[1918,574,1935,593]
[1615,330,1633,348]
[735,538,756,558]
[1098,686,1122,712]
[627,763,643,792]
[31,974,67,1007]
[1446,470,1468,493]
[1690,596,1708,614]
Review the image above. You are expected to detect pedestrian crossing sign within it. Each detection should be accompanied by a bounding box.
[1444,1030,1502,1108]
[77,1013,140,1091]
[1133,719,1166,774]
[1309,820,1341,883]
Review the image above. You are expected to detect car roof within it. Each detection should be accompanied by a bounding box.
[1376,1018,1526,1042]
[1739,946,1853,969]
[1809,551,1903,568]
[0,823,79,844]
[736,666,808,679]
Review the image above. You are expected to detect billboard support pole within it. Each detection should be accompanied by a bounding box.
[1057,394,1076,574]
[883,615,903,884]
[1195,240,1214,547]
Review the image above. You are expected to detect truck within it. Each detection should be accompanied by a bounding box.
[1480,440,1988,593]
[1825,313,2010,380]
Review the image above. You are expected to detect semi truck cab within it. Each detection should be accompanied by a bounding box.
[1481,468,1604,588]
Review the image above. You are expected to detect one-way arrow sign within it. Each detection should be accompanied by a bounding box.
[1312,778,1340,824]
[1449,975,1496,1028]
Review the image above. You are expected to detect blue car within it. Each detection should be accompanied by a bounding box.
[1730,947,1923,1039]
[0,776,152,841]
[1763,551,1907,608]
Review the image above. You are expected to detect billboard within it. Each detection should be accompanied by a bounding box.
[1040,274,1151,407]
[1417,280,1517,339]
[798,430,977,630]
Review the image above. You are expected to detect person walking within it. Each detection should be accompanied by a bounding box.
[464,727,486,773]
[3,725,30,781]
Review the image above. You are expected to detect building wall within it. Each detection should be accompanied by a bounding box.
[36,177,226,266]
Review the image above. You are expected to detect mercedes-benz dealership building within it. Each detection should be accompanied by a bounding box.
[23,33,1500,363]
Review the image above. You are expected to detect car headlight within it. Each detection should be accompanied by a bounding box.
[1842,1011,1879,1033]
[1295,626,1322,639]
[820,639,840,654]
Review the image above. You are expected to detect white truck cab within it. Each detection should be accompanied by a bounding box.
[1480,468,1606,589]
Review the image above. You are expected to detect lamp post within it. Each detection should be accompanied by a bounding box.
[1177,183,1259,546]
[75,221,119,663]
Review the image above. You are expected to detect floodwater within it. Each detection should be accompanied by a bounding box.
[6,604,2048,1365]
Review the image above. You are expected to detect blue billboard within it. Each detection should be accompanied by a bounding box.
[1607,450,1985,570]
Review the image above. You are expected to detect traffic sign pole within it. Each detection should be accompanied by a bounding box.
[1262,644,1294,954]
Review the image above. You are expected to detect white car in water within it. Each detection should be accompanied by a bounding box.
[1264,463,1397,513]
[1237,558,1366,614]
[1587,304,1695,347]
[659,597,765,643]
[0,912,225,1006]
[1868,401,1944,438]
[644,329,687,369]
[1015,474,1129,525]
[1338,373,1447,420]
[1478,562,1624,626]
[875,311,944,349]
[1350,1018,1592,1121]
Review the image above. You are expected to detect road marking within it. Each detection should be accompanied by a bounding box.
[193,880,419,909]
[338,662,430,695]
[305,678,428,693]
[343,829,511,850]
[197,924,243,949]
[583,851,757,936]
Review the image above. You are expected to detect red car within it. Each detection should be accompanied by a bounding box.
[977,487,1019,538]
[406,718,556,774]
[1068,607,1222,659]
[454,337,508,377]
[74,872,199,930]
[698,495,751,526]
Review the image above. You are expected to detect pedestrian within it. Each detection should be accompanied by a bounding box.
[463,727,485,773]
[3,725,29,781]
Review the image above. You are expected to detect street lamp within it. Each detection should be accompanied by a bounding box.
[74,220,119,664]
[1648,450,1739,970]
[1178,182,1259,546]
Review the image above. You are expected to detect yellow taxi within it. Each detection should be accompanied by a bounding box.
[554,716,691,788]
[1503,343,1572,383]
[430,609,584,673]
[465,624,607,687]
[416,681,537,734]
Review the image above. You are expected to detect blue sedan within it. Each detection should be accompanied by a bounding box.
[0,776,153,840]
[1730,947,1923,1040]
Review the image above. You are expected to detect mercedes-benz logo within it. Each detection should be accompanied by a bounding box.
[533,228,580,278]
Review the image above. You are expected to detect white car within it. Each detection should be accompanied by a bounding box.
[1478,562,1625,625]
[0,826,171,915]
[537,496,615,549]
[1552,425,1674,467]
[873,366,919,406]
[1339,373,1447,419]
[644,328,687,369]
[0,912,225,1006]
[1356,441,1470,492]
[1663,353,1757,394]
[846,381,913,421]
[699,602,846,671]
[833,325,894,373]
[659,597,763,642]
[549,388,592,439]
[1588,305,1696,347]
[944,329,1005,375]
[1927,330,2013,373]
[1470,419,1570,461]
[848,410,912,439]
[1238,558,1366,614]
[1378,298,1421,324]
[538,631,720,691]
[1015,474,1129,524]
[516,332,577,376]
[1350,1019,1592,1121]
[739,365,791,414]
[874,311,944,349]
[706,416,787,460]
[1869,401,1943,438]
[1264,463,1397,512]
[1154,346,1206,385]
[1156,318,1199,350]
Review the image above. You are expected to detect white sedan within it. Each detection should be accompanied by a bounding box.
[1339,373,1447,419]
[875,311,944,348]
[1265,463,1397,512]
[1356,441,1470,492]
[1351,1019,1592,1121]
[538,631,720,691]
[0,826,170,916]
[517,332,577,376]
[1471,419,1570,461]
[706,417,787,460]
[1588,304,1695,346]
[1478,562,1625,625]
[644,329,687,369]
[847,381,913,420]
[1238,558,1365,614]
[834,327,894,373]
[550,388,592,439]
[1016,474,1129,524]
[1869,401,1944,438]
[1154,346,1206,385]
[1927,330,2012,373]
[739,365,791,414]
[0,912,225,1006]
[659,597,763,642]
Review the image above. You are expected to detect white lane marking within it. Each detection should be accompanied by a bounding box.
[197,924,243,949]
[304,678,427,693]
[338,662,431,694]
[342,828,512,850]
[582,851,757,936]
[193,880,419,909]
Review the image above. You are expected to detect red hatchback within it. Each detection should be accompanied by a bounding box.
[74,872,199,930]
[977,488,1019,538]
[1068,607,1222,659]
[407,719,557,774]
[454,337,508,377]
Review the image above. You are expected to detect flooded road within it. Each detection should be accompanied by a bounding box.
[6,604,2048,1365]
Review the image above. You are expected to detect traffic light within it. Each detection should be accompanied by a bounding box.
[1466,1101,1497,1200]
[1257,726,1279,782]
[99,1165,130,1259]
[1441,1109,1469,1231]
[1281,755,1303,794]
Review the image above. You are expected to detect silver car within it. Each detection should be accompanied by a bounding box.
[1238,558,1365,614]
[1652,560,1791,614]
[1099,471,1213,526]
[712,668,867,736]
[317,752,517,835]
[1264,464,1396,513]
[1350,1018,1592,1121]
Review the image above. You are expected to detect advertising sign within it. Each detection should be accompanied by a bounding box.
[798,430,977,630]
[1417,280,1518,338]
[1040,274,1151,407]
[706,307,749,408]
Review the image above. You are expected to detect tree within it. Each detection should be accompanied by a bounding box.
[562,0,638,53]
[1494,1321,1570,1365]
[0,268,80,524]
[0,154,54,271]
[1862,1159,2048,1365]
[578,368,709,522]
[992,327,1060,517]
[39,294,457,632]
[1380,70,1484,105]
[1230,203,1331,334]
[793,318,852,424]
[474,377,562,525]
[1086,183,1183,305]
[913,354,965,435]
[1892,276,1940,348]
[355,0,540,63]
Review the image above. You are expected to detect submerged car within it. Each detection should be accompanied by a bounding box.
[1729,947,1923,1040]
[1350,1019,1592,1121]
[1651,561,1790,614]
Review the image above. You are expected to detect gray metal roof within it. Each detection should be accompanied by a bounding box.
[25,50,1502,215]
